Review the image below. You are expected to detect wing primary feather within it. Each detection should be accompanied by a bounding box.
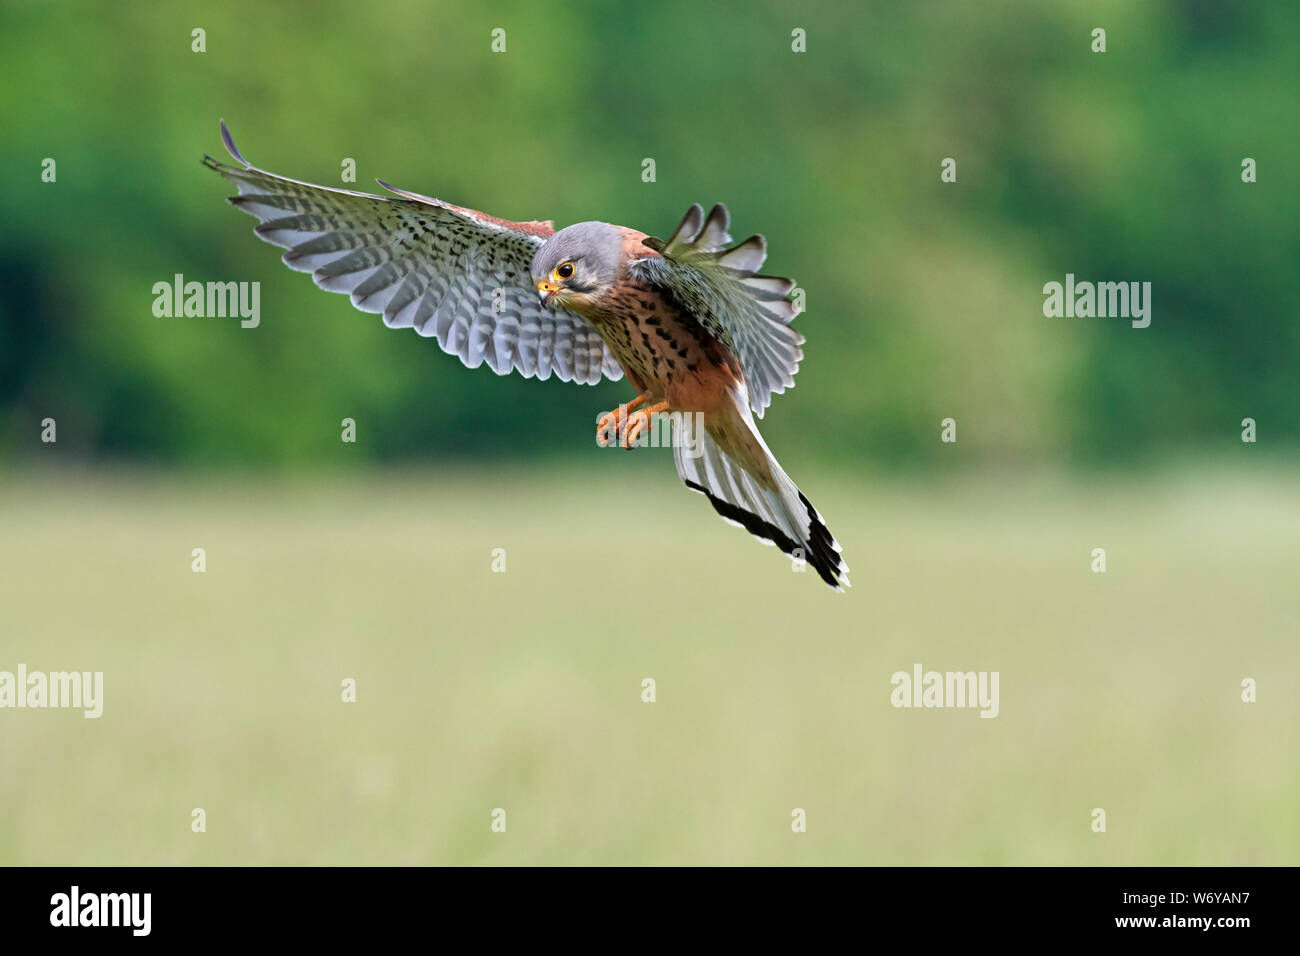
[664,203,705,249]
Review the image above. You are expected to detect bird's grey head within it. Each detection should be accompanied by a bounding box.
[531,221,622,312]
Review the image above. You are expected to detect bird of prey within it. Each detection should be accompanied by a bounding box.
[204,122,849,589]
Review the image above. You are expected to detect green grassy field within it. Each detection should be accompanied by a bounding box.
[1,464,1296,865]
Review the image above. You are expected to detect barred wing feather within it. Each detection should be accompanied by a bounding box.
[203,121,622,384]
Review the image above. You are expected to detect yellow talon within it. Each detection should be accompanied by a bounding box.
[619,401,671,449]
[596,394,649,447]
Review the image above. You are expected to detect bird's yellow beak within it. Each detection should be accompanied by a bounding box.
[536,280,561,306]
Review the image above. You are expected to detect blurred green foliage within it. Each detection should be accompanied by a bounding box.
[1,0,1296,468]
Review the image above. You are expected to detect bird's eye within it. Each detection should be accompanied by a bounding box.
[554,261,575,280]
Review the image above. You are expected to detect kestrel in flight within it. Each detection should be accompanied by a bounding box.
[204,122,849,589]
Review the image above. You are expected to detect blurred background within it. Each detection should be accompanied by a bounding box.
[0,0,1296,865]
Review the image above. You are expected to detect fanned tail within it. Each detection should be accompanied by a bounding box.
[672,389,849,591]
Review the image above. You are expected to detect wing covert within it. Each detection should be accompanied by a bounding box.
[630,203,802,416]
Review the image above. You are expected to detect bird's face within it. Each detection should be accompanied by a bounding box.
[531,221,621,315]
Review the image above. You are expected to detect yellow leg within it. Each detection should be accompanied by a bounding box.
[597,394,649,447]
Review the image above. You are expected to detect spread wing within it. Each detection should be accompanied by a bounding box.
[203,121,622,385]
[629,203,802,416]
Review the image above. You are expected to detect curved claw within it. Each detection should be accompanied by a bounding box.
[596,409,621,447]
[619,401,672,449]
[596,394,650,447]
